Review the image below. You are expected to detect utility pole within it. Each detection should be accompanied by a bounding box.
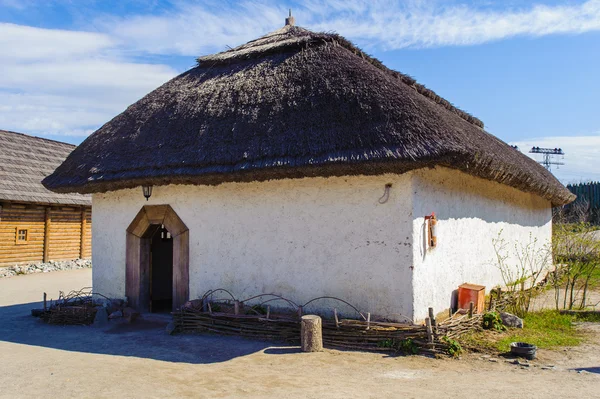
[529,147,565,171]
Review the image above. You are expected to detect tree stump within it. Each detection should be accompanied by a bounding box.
[301,315,323,352]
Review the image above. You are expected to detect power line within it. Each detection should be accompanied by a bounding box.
[529,147,565,171]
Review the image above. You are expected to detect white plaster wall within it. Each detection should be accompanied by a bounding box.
[410,167,552,321]
[92,174,415,321]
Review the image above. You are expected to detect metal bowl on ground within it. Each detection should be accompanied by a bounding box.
[510,342,537,360]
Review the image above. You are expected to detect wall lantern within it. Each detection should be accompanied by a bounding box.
[142,185,153,201]
[424,212,437,248]
[378,183,393,204]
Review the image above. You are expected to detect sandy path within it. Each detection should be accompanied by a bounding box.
[0,269,598,399]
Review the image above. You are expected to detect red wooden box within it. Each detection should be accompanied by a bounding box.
[458,283,486,313]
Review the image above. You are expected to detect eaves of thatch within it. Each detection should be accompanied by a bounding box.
[42,23,575,206]
[0,130,90,206]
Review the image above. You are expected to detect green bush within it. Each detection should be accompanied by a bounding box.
[482,311,506,331]
[376,338,419,355]
[442,336,463,357]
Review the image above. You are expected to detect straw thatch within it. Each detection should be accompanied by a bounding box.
[42,24,574,206]
[0,130,90,206]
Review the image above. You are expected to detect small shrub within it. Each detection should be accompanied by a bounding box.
[376,338,419,355]
[482,311,506,331]
[377,338,395,349]
[443,336,463,357]
[397,338,419,355]
[492,231,551,317]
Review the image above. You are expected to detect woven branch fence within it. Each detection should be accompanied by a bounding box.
[37,288,107,325]
[172,289,485,355]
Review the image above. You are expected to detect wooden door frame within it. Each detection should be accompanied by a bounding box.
[125,205,189,312]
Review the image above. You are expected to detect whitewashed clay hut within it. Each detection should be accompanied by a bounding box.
[44,19,574,321]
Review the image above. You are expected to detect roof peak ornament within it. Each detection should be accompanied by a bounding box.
[285,9,295,26]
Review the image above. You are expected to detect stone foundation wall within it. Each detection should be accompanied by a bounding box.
[0,259,91,278]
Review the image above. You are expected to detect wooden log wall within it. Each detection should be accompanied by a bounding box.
[0,203,92,267]
[0,204,46,266]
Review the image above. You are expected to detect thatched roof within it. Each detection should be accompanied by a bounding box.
[43,23,574,206]
[0,130,90,206]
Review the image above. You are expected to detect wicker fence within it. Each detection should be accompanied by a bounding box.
[171,289,489,355]
[35,286,523,355]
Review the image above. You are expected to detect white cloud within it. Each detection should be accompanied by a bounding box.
[512,134,600,184]
[95,2,286,56]
[0,23,115,61]
[2,1,600,138]
[0,23,177,136]
[95,0,600,56]
[0,59,174,95]
[0,93,121,136]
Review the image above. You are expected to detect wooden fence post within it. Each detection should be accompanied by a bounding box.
[301,315,323,352]
[468,301,474,318]
[425,317,434,343]
[429,307,437,334]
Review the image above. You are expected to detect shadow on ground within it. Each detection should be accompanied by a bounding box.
[0,301,298,364]
[571,367,600,374]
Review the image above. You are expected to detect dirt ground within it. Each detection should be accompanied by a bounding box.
[0,270,599,399]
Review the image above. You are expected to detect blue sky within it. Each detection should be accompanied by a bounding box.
[1,0,599,183]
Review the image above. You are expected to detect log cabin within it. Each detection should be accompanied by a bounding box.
[0,130,91,267]
[44,17,574,320]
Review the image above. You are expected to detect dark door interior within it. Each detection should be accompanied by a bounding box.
[150,225,173,313]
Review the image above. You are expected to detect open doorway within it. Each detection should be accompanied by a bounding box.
[150,225,173,313]
[126,205,189,313]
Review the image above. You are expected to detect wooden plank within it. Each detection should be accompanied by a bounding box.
[0,255,44,263]
[139,237,151,313]
[127,208,150,237]
[0,240,43,246]
[126,232,140,309]
[48,249,81,255]
[164,206,188,237]
[0,218,45,223]
[0,226,45,232]
[0,245,44,252]
[47,240,82,245]
[1,223,45,229]
[47,232,83,238]
[47,253,81,259]
[144,205,168,225]
[0,255,44,261]
[172,230,189,311]
[43,207,50,262]
[0,250,44,258]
